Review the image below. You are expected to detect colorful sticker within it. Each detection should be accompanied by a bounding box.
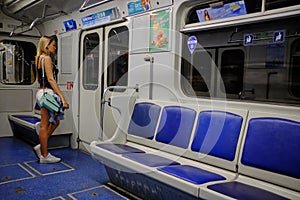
[127,0,152,15]
[188,36,197,54]
[63,19,77,32]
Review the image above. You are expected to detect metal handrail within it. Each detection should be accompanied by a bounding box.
[101,85,139,104]
[79,0,112,12]
[99,84,139,140]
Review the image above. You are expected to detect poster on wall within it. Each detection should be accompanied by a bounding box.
[150,9,170,52]
[196,0,247,22]
[127,0,152,15]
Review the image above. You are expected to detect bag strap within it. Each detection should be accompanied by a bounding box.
[41,56,45,83]
[41,56,56,84]
[41,56,46,94]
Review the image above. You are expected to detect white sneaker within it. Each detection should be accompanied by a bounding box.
[40,153,61,164]
[33,144,41,158]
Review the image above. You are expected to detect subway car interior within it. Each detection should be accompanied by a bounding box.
[0,0,300,199]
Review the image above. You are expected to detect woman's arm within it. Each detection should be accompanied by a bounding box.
[44,56,69,109]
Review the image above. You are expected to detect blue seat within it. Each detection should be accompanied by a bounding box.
[208,181,289,200]
[204,117,300,199]
[155,106,196,148]
[191,110,243,161]
[123,153,180,167]
[97,102,161,155]
[96,143,145,154]
[11,115,40,124]
[128,102,161,139]
[123,106,196,168]
[241,117,300,179]
[157,111,243,185]
[158,165,226,184]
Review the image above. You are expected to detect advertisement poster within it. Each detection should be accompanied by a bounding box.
[127,0,152,15]
[81,7,119,28]
[196,0,247,22]
[150,9,170,52]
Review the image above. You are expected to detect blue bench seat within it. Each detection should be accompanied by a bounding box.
[8,114,41,130]
[91,100,249,199]
[96,143,145,154]
[8,103,41,130]
[158,165,226,184]
[8,102,71,147]
[200,113,300,199]
[91,100,300,199]
[207,181,289,200]
[123,153,180,167]
[11,115,40,124]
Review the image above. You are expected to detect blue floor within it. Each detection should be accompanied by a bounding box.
[0,137,128,200]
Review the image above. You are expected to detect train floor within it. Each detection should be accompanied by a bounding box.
[0,137,130,200]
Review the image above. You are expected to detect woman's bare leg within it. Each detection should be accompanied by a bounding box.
[39,107,50,157]
[47,118,60,137]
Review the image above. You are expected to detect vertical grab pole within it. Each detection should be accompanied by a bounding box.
[144,54,154,99]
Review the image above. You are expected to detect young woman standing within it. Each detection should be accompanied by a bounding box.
[34,36,69,163]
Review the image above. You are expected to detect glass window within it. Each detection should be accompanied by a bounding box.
[83,33,99,90]
[0,40,36,85]
[181,43,215,97]
[265,0,300,11]
[220,49,244,95]
[181,16,300,105]
[290,39,300,98]
[107,26,129,88]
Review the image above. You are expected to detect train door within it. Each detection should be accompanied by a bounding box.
[79,29,103,144]
[102,22,129,140]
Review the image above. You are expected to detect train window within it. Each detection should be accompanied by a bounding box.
[107,26,129,88]
[290,39,300,98]
[220,49,244,95]
[265,0,300,10]
[0,40,36,85]
[83,33,99,90]
[181,16,300,105]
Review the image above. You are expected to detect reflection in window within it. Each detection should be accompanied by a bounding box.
[181,15,300,105]
[220,50,244,95]
[0,40,36,85]
[191,50,212,96]
[265,0,300,10]
[83,33,99,90]
[290,39,300,98]
[107,26,129,88]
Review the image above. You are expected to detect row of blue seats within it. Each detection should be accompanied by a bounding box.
[8,103,41,136]
[91,99,300,199]
[8,103,71,147]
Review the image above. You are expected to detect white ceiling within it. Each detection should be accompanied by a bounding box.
[0,0,87,23]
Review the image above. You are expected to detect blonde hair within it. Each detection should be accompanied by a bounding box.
[35,36,54,66]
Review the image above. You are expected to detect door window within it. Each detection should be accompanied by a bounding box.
[83,33,99,90]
